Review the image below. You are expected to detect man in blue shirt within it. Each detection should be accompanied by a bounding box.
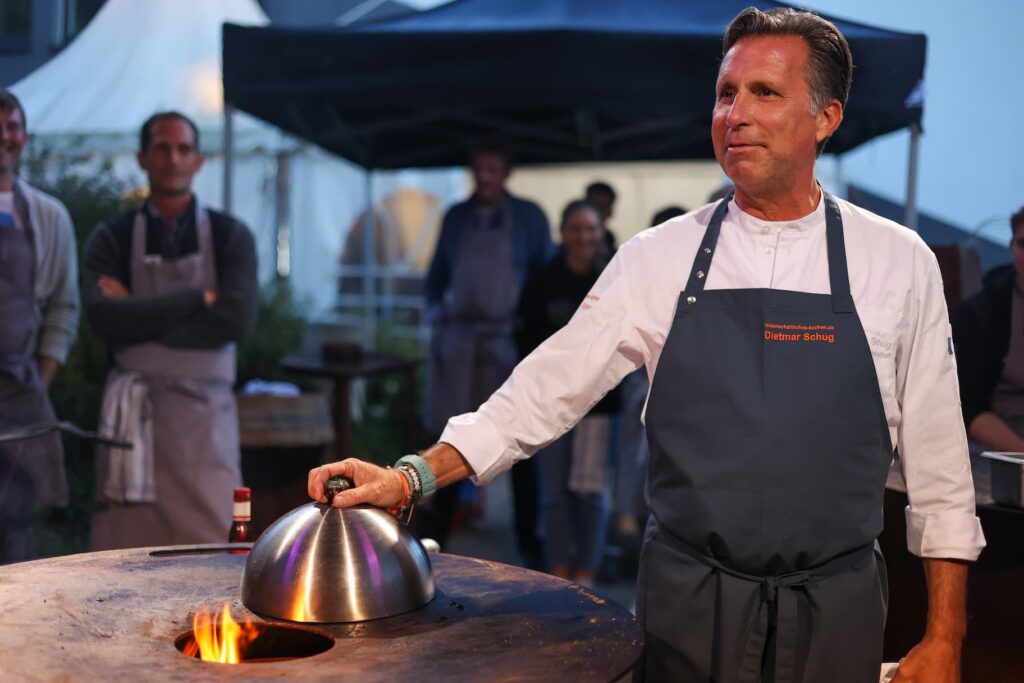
[423,144,552,560]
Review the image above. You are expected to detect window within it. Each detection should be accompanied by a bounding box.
[55,0,106,47]
[0,0,31,54]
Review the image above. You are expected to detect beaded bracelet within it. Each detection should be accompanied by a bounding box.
[387,467,411,517]
[395,454,436,498]
[398,462,423,503]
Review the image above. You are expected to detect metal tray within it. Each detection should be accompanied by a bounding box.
[979,452,1024,508]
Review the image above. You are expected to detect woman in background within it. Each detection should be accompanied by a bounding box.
[517,199,619,585]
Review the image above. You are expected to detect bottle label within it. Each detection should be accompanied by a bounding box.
[233,501,251,520]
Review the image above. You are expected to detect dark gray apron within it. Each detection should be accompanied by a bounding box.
[427,199,520,431]
[0,184,67,563]
[637,194,893,682]
[91,205,241,550]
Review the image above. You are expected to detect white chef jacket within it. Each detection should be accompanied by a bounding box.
[441,194,986,562]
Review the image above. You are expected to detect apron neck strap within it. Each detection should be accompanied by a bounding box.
[684,190,854,314]
[682,194,731,297]
[11,180,36,242]
[822,191,853,313]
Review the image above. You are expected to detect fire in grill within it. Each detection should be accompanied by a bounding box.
[176,604,334,664]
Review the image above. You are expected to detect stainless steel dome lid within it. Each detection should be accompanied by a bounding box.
[240,499,435,623]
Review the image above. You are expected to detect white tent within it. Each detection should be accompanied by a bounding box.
[9,0,466,317]
[8,0,732,324]
[11,0,273,153]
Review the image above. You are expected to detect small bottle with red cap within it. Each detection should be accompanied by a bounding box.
[229,486,251,551]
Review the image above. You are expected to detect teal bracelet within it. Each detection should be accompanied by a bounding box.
[395,454,437,498]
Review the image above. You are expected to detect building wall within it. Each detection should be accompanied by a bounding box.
[0,0,105,87]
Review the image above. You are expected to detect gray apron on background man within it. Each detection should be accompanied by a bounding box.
[637,194,893,682]
[91,205,241,550]
[427,200,520,431]
[0,185,67,563]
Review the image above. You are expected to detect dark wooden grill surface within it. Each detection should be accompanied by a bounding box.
[0,547,643,682]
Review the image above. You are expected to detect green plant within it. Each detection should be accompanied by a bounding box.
[349,323,431,467]
[236,278,308,388]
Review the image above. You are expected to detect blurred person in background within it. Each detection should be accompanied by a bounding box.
[585,180,618,254]
[610,205,688,581]
[517,199,618,584]
[423,143,552,563]
[952,206,1024,451]
[84,111,258,550]
[0,90,79,563]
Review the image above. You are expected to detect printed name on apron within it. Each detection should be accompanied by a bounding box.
[763,322,836,344]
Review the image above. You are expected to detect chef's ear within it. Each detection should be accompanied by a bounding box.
[814,99,843,148]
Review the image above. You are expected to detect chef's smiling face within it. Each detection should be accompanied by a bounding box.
[712,35,840,201]
[0,106,27,180]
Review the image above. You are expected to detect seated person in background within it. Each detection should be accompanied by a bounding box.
[517,199,618,585]
[952,206,1024,452]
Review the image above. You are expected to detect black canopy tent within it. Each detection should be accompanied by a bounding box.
[222,0,924,171]
[221,0,926,339]
[220,0,926,343]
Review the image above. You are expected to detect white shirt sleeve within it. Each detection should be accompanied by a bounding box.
[440,240,649,485]
[897,241,986,561]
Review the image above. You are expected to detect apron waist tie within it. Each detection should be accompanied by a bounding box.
[654,522,874,683]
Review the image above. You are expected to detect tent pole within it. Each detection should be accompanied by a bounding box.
[363,170,377,350]
[903,122,920,231]
[275,151,292,278]
[223,104,235,214]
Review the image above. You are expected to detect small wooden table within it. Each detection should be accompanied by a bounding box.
[282,352,421,457]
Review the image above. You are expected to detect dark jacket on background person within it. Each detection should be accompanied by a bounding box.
[82,199,258,350]
[425,193,552,322]
[951,263,1014,430]
[517,248,619,414]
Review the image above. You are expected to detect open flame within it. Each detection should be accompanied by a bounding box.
[183,603,260,663]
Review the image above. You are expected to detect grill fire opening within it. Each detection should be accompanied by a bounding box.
[175,615,334,664]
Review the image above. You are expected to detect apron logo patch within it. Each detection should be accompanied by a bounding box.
[763,322,836,344]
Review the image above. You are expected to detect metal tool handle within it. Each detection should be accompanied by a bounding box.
[0,421,133,449]
[324,476,354,500]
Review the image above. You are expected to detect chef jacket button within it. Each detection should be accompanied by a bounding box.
[686,296,696,305]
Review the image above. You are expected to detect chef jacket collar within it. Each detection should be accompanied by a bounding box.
[728,188,826,237]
